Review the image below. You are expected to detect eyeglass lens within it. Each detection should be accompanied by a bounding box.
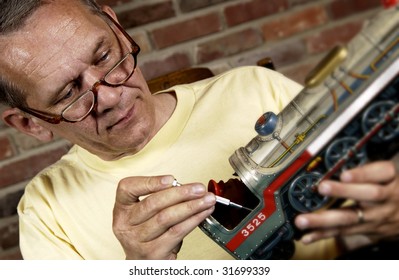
[62,43,136,121]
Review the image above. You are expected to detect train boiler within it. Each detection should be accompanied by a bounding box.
[199,4,399,259]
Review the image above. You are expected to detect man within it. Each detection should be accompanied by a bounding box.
[0,0,398,259]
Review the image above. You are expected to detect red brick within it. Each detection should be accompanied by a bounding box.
[306,20,363,53]
[231,51,273,69]
[0,220,19,250]
[0,189,24,218]
[289,0,322,6]
[0,136,14,160]
[0,247,22,260]
[224,0,289,27]
[262,6,329,41]
[280,58,320,84]
[11,133,48,152]
[230,39,308,76]
[141,52,192,80]
[179,0,231,12]
[197,28,263,63]
[329,0,381,20]
[116,1,175,29]
[272,40,308,67]
[129,30,152,54]
[152,13,222,49]
[0,147,69,189]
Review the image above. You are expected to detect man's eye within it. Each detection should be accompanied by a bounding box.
[97,51,110,65]
[60,89,74,102]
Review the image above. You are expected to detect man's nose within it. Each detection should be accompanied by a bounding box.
[84,70,122,114]
[95,83,122,114]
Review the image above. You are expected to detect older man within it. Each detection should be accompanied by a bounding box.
[1,0,398,259]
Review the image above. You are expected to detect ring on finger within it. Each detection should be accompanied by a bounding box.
[353,206,365,224]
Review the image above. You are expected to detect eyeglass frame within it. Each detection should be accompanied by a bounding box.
[17,11,141,124]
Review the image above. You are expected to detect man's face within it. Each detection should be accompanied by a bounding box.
[0,1,162,160]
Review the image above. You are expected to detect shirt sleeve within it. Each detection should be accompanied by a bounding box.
[18,183,83,260]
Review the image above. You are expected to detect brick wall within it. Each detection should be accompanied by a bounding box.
[0,0,385,259]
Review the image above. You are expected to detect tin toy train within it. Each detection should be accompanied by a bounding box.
[199,5,399,259]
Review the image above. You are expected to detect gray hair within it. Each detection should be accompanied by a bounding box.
[0,0,102,107]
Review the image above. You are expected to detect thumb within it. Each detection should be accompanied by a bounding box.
[115,175,175,206]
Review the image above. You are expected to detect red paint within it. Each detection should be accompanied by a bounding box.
[381,0,398,8]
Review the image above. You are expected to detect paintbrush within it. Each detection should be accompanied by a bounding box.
[172,179,252,211]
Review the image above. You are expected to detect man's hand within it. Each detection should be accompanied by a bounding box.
[294,159,399,249]
[113,175,216,259]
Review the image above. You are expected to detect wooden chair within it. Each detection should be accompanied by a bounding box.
[147,67,214,93]
[147,58,275,93]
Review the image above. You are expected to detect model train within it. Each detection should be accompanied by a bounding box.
[199,5,399,259]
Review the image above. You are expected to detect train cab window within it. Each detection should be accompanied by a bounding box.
[208,179,260,230]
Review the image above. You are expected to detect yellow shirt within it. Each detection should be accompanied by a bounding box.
[18,66,338,259]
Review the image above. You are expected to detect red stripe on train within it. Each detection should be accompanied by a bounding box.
[226,150,313,252]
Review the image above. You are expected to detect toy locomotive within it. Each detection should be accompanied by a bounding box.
[199,5,399,259]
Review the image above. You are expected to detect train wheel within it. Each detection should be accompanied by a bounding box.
[288,172,328,213]
[324,136,367,171]
[362,100,398,142]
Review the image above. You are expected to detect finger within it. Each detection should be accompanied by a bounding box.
[169,241,183,260]
[300,228,340,244]
[113,175,176,230]
[133,183,209,224]
[295,207,365,230]
[340,161,396,184]
[302,217,399,245]
[358,200,399,228]
[299,228,369,244]
[115,175,175,206]
[139,193,216,241]
[297,218,373,244]
[297,199,399,233]
[317,179,387,202]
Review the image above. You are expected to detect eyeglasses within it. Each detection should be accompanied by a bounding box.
[18,12,141,124]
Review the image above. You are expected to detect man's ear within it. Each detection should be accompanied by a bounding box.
[101,5,118,22]
[2,108,54,142]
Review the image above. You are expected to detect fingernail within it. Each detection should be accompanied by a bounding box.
[192,184,206,195]
[318,181,331,195]
[301,235,313,244]
[340,171,353,182]
[203,193,216,204]
[162,175,175,185]
[296,216,309,229]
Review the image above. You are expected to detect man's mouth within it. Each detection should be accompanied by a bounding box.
[107,104,135,130]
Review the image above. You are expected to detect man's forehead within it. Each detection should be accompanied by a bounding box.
[0,1,107,103]
[19,1,99,43]
[0,1,102,63]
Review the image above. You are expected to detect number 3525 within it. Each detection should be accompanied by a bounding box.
[241,212,266,237]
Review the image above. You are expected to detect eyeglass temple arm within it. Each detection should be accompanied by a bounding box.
[17,106,63,124]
